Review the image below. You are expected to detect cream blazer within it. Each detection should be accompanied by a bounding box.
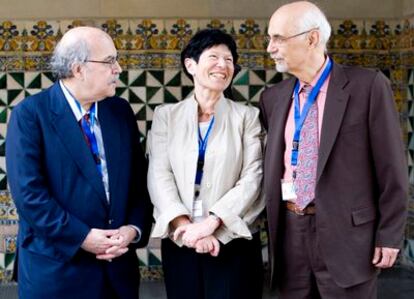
[147,95,264,245]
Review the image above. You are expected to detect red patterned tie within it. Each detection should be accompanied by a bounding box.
[294,85,318,210]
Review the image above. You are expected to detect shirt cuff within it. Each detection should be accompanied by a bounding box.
[128,225,142,243]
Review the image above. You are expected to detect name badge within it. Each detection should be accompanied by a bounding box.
[192,198,203,218]
[281,179,297,201]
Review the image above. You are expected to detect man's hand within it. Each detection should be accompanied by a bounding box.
[81,228,121,255]
[372,247,400,268]
[195,235,220,257]
[173,215,221,248]
[96,225,137,261]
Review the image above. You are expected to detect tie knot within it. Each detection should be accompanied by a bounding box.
[301,84,312,96]
[83,113,90,122]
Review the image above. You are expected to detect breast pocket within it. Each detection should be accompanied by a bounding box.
[339,121,366,135]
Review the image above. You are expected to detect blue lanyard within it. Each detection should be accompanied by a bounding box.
[75,101,102,176]
[195,116,215,185]
[291,58,332,167]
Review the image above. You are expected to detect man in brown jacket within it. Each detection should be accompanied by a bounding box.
[260,1,408,298]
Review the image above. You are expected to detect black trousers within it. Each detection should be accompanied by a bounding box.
[161,232,263,299]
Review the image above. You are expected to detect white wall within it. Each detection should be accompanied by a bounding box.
[403,0,414,16]
[0,0,405,19]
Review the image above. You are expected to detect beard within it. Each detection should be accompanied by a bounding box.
[275,60,289,73]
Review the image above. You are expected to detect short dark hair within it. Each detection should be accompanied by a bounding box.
[180,29,239,81]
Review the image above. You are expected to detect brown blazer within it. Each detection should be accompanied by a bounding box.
[259,62,408,288]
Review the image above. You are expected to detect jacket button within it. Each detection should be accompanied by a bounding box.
[108,219,114,225]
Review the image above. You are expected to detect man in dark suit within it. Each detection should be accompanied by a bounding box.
[260,1,408,298]
[6,26,152,299]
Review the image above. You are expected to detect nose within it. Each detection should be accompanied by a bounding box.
[266,40,278,54]
[114,60,122,73]
[216,57,227,67]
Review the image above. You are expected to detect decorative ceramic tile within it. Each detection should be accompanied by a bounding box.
[129,87,147,103]
[233,69,249,85]
[41,72,55,88]
[249,70,266,85]
[249,85,265,103]
[164,70,181,87]
[144,71,160,87]
[23,20,59,52]
[181,72,193,86]
[58,20,89,33]
[232,85,249,102]
[198,19,234,33]
[128,19,164,50]
[164,19,197,50]
[147,87,163,104]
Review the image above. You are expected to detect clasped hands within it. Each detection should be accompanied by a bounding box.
[81,225,137,261]
[172,215,222,257]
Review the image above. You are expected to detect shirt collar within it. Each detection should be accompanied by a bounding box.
[59,80,99,122]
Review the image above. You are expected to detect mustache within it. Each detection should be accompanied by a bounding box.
[109,76,119,84]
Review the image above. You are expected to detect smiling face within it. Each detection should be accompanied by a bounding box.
[185,44,235,94]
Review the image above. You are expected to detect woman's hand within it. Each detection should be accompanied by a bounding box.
[195,235,220,257]
[173,215,221,247]
[170,215,191,230]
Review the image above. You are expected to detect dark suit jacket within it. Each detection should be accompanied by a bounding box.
[259,62,408,288]
[6,82,153,299]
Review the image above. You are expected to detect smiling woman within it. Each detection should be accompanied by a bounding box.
[185,44,235,98]
[147,29,265,299]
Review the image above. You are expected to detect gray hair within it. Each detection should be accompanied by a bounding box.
[50,38,90,79]
[296,6,331,51]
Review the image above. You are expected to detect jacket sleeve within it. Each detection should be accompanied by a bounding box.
[209,107,265,243]
[368,71,408,249]
[6,102,90,261]
[147,105,191,238]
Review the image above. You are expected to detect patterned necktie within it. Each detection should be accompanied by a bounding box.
[80,113,91,147]
[294,85,318,209]
[79,113,101,168]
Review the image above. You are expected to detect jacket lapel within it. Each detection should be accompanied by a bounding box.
[267,78,296,171]
[99,100,121,207]
[316,63,350,182]
[185,96,201,185]
[49,82,108,207]
[208,94,229,145]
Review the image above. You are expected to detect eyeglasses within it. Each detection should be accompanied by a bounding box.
[265,27,319,45]
[85,54,119,66]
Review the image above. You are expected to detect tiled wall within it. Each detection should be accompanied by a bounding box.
[1,17,414,283]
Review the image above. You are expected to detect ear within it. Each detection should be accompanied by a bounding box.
[184,57,197,76]
[71,62,85,80]
[308,30,320,49]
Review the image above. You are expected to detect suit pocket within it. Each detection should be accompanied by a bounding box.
[340,121,365,134]
[351,206,376,226]
[21,233,66,262]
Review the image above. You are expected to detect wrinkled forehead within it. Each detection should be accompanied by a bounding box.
[268,12,299,36]
[88,34,117,56]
